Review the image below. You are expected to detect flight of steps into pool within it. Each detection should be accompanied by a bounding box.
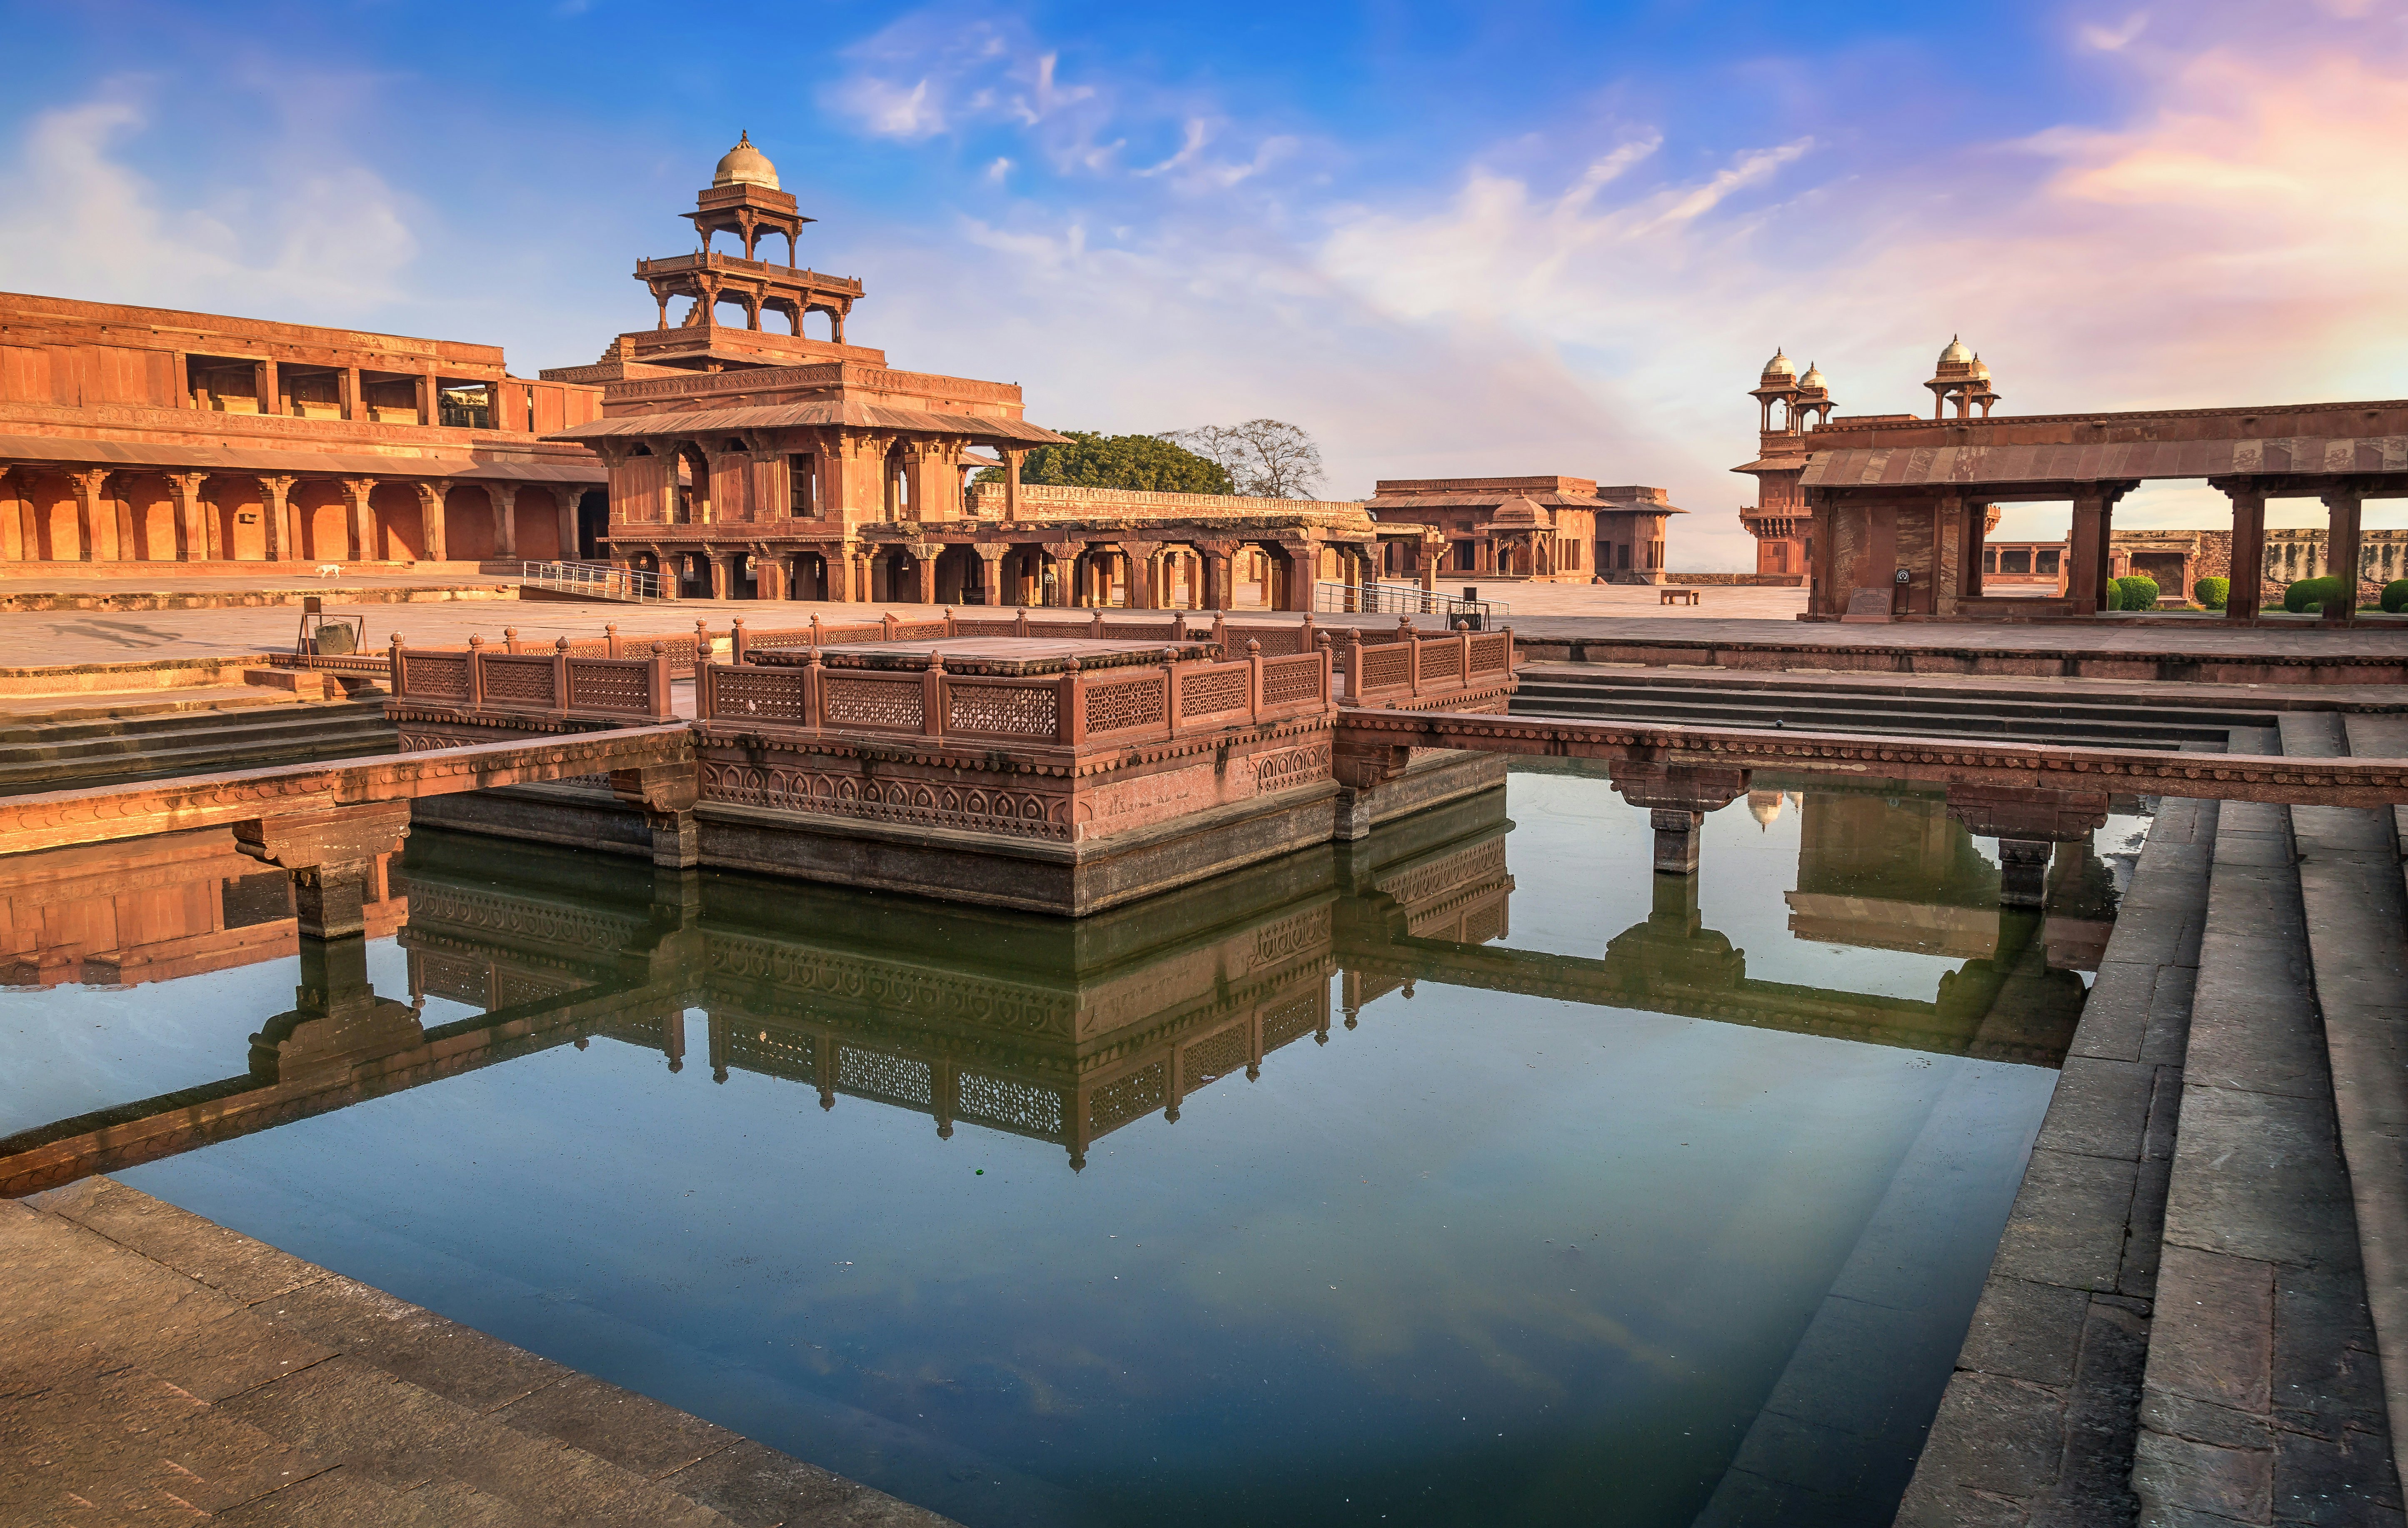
[1509,667,2281,750]
[0,689,398,796]
[1896,717,2408,1524]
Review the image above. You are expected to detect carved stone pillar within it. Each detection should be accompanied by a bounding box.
[257,474,296,564]
[754,547,789,601]
[1606,763,1749,875]
[1042,541,1081,607]
[970,542,1008,605]
[233,802,413,939]
[412,481,450,562]
[1119,538,1163,610]
[707,552,734,601]
[60,469,114,562]
[610,762,701,869]
[489,482,520,559]
[1943,784,2110,909]
[338,477,377,562]
[1193,538,1239,612]
[1002,448,1024,520]
[167,472,209,562]
[905,541,941,605]
[2323,487,2364,622]
[2219,479,2266,621]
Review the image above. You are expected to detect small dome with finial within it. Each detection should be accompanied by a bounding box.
[1969,353,1991,380]
[1798,362,1827,392]
[1938,334,1973,367]
[713,130,779,190]
[1760,349,1796,383]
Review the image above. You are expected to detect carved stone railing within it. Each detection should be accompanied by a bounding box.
[1338,622,1519,709]
[390,635,674,721]
[698,643,1329,747]
[723,608,1322,662]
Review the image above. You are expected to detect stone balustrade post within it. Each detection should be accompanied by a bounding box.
[648,642,674,719]
[466,635,486,708]
[1058,656,1085,745]
[922,651,947,739]
[552,637,570,709]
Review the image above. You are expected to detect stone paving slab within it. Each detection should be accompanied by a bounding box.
[1,1177,958,1527]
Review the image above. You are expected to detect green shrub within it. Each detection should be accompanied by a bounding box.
[2383,579,2408,614]
[2285,576,2349,614]
[2112,574,2160,611]
[2193,576,2229,610]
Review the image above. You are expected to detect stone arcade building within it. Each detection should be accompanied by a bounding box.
[0,294,607,570]
[1738,340,2407,620]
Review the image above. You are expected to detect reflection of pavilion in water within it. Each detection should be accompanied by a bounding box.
[0,778,2106,1192]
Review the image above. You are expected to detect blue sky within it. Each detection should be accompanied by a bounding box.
[4,0,2402,564]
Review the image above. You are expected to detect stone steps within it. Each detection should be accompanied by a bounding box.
[1,1177,953,1527]
[1509,671,2271,750]
[0,700,397,795]
[1898,719,2408,1525]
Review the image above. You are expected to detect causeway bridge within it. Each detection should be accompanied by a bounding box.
[2,701,2403,931]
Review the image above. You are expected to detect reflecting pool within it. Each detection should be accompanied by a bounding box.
[0,768,2141,1527]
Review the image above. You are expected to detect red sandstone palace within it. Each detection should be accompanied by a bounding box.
[0,136,1684,608]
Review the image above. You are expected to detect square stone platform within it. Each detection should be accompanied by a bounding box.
[764,636,1218,676]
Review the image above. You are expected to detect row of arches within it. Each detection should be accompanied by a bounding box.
[0,469,607,564]
[621,538,1316,609]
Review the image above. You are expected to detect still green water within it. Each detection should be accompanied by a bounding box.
[0,769,2136,1526]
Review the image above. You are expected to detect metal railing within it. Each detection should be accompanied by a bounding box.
[1314,579,1506,624]
[521,560,664,603]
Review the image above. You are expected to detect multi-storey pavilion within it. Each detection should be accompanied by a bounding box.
[1361,476,1684,585]
[548,138,1396,609]
[1736,340,2401,620]
[0,293,607,568]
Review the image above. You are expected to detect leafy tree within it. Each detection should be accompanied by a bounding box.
[973,432,1234,494]
[1160,419,1325,499]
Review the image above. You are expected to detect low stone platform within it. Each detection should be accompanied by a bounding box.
[0,574,517,614]
[0,1176,952,1526]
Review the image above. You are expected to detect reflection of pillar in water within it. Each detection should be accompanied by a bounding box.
[1998,839,2054,909]
[1652,808,1705,874]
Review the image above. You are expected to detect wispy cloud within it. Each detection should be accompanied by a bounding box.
[0,88,419,320]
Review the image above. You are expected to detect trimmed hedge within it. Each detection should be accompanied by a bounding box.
[2384,579,2408,615]
[2285,576,2351,614]
[2193,576,2230,610]
[2111,574,2160,611]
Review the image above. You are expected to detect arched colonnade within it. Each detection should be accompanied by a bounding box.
[0,464,605,565]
